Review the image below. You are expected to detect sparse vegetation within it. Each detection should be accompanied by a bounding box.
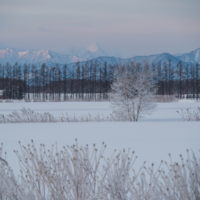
[0,141,199,200]
[177,107,200,121]
[155,95,177,102]
[0,108,112,123]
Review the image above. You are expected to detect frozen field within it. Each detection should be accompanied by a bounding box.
[0,100,200,170]
[0,99,199,120]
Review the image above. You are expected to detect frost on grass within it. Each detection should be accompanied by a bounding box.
[0,108,57,123]
[0,108,111,123]
[156,151,200,200]
[0,141,200,200]
[0,143,24,200]
[177,107,200,121]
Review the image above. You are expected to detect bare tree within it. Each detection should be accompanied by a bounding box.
[111,64,155,121]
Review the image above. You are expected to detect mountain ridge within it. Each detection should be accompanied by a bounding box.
[0,47,199,66]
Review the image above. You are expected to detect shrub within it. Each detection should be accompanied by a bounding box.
[177,107,200,121]
[0,108,112,123]
[0,143,24,200]
[0,141,199,200]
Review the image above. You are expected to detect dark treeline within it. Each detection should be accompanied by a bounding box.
[154,61,200,99]
[0,61,199,101]
[0,62,113,101]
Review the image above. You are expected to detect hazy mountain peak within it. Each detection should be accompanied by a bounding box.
[0,48,14,58]
[177,48,200,64]
[193,48,200,59]
[87,43,99,53]
[18,51,29,57]
[36,50,52,59]
[0,47,199,66]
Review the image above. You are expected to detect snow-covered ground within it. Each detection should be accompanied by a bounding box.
[0,100,200,171]
[0,99,199,120]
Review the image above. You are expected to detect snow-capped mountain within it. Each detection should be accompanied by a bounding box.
[0,47,199,66]
[177,48,200,64]
[126,53,181,66]
[0,45,108,66]
[0,48,84,65]
[75,44,109,60]
[67,56,123,70]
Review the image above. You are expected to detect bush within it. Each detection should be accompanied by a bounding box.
[0,108,57,123]
[0,141,200,200]
[155,95,177,102]
[0,108,112,123]
[156,151,200,199]
[0,143,24,200]
[177,107,200,121]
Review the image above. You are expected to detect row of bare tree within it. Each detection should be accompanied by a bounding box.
[0,61,199,100]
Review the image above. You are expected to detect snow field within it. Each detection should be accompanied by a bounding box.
[0,100,200,173]
[0,99,199,121]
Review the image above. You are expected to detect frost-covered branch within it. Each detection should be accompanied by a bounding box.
[0,108,112,123]
[111,64,156,121]
[0,143,24,200]
[177,107,200,121]
[0,141,199,200]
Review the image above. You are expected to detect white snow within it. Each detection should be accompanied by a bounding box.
[0,99,199,120]
[0,100,200,172]
[18,51,29,57]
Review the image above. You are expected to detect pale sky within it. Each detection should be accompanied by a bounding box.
[0,0,200,57]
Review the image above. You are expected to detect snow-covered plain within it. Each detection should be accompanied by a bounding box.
[0,100,200,171]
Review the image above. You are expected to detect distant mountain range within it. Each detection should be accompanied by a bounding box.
[0,47,199,66]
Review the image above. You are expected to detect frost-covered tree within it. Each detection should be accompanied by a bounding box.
[111,64,155,121]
